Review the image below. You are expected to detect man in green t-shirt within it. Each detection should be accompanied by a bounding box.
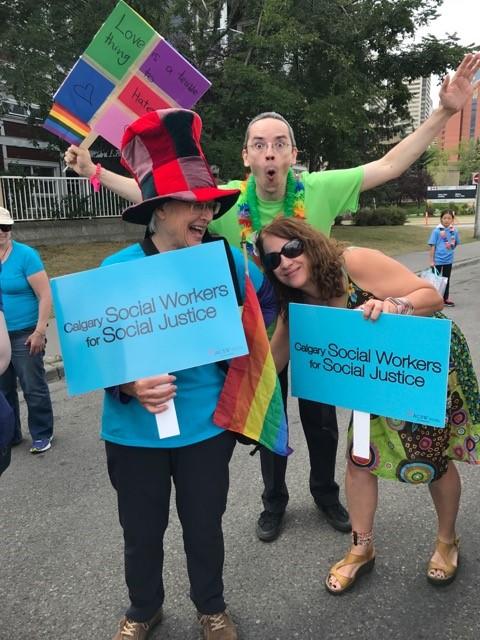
[65,52,480,543]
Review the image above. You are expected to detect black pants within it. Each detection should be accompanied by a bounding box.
[434,263,453,301]
[260,366,340,513]
[105,432,236,621]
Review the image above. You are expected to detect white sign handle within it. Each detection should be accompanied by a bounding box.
[154,374,180,439]
[353,410,370,460]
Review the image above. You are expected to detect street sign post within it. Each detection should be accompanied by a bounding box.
[475,179,480,239]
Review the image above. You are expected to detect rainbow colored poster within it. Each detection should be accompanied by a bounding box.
[44,0,211,148]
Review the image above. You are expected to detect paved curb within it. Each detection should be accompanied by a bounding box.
[45,364,64,383]
[453,256,480,270]
[411,256,480,276]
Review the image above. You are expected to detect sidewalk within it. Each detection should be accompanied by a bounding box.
[44,239,480,382]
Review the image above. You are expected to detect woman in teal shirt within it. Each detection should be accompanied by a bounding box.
[0,206,53,454]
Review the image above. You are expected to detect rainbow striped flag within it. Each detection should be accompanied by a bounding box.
[213,275,292,456]
[44,103,91,145]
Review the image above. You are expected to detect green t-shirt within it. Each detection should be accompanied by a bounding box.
[209,166,364,248]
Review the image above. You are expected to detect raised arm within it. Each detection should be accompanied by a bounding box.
[361,53,480,192]
[64,145,142,203]
[344,248,444,320]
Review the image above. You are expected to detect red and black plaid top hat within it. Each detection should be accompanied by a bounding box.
[121,108,240,225]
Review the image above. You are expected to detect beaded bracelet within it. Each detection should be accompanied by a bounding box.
[384,296,414,315]
[89,163,102,192]
[33,330,46,338]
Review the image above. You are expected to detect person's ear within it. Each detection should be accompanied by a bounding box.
[242,147,250,168]
[290,146,298,166]
[155,206,166,222]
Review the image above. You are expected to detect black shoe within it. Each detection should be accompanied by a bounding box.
[256,510,284,542]
[319,502,352,533]
[444,300,455,307]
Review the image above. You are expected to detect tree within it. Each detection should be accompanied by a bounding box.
[457,139,480,184]
[426,143,450,184]
[361,151,434,207]
[0,0,474,177]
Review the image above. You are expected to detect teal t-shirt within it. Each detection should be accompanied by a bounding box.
[0,241,44,331]
[209,166,364,248]
[428,225,460,265]
[100,242,265,448]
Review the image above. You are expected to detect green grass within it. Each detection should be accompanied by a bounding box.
[331,224,476,256]
[36,241,130,278]
[36,225,478,278]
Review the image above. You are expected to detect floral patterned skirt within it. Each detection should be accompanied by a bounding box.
[347,316,480,484]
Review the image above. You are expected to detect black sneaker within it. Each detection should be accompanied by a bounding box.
[319,502,352,533]
[256,510,284,542]
[444,300,455,307]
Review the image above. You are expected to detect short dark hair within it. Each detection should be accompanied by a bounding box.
[441,209,455,219]
[243,112,297,148]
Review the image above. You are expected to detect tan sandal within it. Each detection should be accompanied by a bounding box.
[325,546,375,595]
[427,537,460,586]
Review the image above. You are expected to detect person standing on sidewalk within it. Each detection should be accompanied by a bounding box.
[65,52,480,543]
[428,209,460,307]
[101,108,275,640]
[0,207,54,454]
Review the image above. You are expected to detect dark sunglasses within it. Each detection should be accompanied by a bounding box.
[0,225,12,232]
[262,238,305,271]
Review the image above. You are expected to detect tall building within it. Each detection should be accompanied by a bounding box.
[0,93,61,176]
[438,69,480,159]
[383,77,433,143]
[406,77,433,130]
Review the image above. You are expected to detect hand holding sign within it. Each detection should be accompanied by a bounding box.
[44,1,211,149]
[121,373,177,414]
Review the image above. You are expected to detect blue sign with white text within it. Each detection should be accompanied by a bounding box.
[51,242,247,395]
[290,305,451,428]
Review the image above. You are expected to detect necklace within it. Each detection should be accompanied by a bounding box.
[237,168,305,257]
[0,241,11,262]
[439,224,456,250]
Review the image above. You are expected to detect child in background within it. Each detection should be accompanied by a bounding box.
[428,209,460,307]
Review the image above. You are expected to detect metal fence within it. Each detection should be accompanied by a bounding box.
[0,176,130,221]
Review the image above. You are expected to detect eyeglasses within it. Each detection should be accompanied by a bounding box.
[262,238,305,271]
[247,141,291,154]
[190,201,221,215]
[0,225,12,232]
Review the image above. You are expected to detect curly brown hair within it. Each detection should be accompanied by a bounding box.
[256,217,347,318]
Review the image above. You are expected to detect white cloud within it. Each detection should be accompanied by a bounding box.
[416,0,480,105]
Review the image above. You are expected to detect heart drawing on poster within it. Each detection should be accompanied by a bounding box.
[74,83,94,104]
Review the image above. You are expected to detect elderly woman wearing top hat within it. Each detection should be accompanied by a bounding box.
[67,109,276,640]
[0,206,54,454]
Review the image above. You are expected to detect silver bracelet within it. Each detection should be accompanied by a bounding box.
[384,297,414,315]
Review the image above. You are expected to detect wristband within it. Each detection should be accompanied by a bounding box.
[89,163,102,192]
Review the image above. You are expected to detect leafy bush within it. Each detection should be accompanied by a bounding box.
[333,211,353,225]
[354,206,407,226]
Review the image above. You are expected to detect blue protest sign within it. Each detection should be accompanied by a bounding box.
[290,305,451,428]
[51,242,247,395]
